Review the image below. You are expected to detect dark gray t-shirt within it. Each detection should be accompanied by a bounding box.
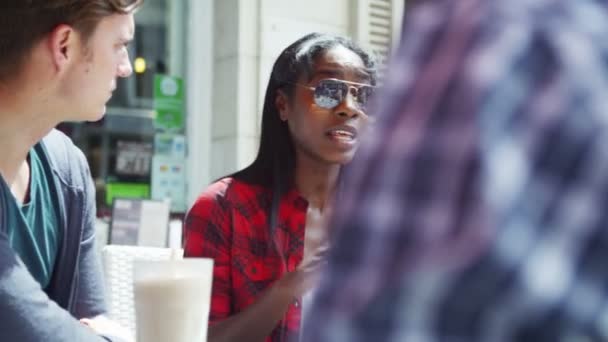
[0,130,114,341]
[2,146,62,289]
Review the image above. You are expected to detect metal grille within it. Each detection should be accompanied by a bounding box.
[369,0,393,66]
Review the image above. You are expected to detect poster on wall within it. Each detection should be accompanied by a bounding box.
[109,198,170,247]
[115,140,153,177]
[153,74,184,132]
[151,155,186,213]
[154,133,186,158]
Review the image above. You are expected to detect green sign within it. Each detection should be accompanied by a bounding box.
[105,182,151,206]
[154,74,184,132]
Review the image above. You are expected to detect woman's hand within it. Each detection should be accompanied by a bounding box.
[275,243,330,299]
[278,203,333,298]
[80,315,134,342]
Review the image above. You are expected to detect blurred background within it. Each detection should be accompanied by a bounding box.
[57,0,404,246]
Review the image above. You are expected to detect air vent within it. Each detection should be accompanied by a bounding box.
[369,0,393,65]
[352,0,404,80]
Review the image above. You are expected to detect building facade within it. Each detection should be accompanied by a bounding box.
[62,0,404,215]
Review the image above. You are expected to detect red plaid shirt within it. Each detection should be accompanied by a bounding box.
[184,177,308,342]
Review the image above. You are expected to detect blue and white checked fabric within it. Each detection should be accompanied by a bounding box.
[303,0,608,341]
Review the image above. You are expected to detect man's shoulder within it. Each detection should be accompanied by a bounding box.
[39,129,89,190]
[40,129,78,156]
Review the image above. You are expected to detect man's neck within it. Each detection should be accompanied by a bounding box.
[8,160,31,204]
[0,87,58,185]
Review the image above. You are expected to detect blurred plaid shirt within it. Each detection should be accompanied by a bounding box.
[303,0,608,341]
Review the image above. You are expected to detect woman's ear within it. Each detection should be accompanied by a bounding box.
[275,90,289,122]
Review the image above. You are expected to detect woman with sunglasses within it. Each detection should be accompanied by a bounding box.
[184,32,378,342]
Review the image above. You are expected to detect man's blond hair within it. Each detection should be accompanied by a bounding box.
[0,0,143,81]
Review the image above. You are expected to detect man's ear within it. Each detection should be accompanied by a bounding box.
[48,24,78,72]
[275,90,289,121]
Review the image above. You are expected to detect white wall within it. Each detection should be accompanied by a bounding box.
[185,0,214,206]
[211,0,260,181]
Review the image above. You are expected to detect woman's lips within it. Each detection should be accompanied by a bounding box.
[327,130,355,141]
[326,127,357,147]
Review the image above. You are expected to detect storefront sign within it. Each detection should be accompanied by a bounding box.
[153,74,184,132]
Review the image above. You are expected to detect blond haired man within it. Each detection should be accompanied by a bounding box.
[0,1,142,341]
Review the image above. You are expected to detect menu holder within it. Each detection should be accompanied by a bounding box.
[108,198,171,247]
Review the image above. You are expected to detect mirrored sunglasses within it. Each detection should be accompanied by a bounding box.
[301,79,375,114]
